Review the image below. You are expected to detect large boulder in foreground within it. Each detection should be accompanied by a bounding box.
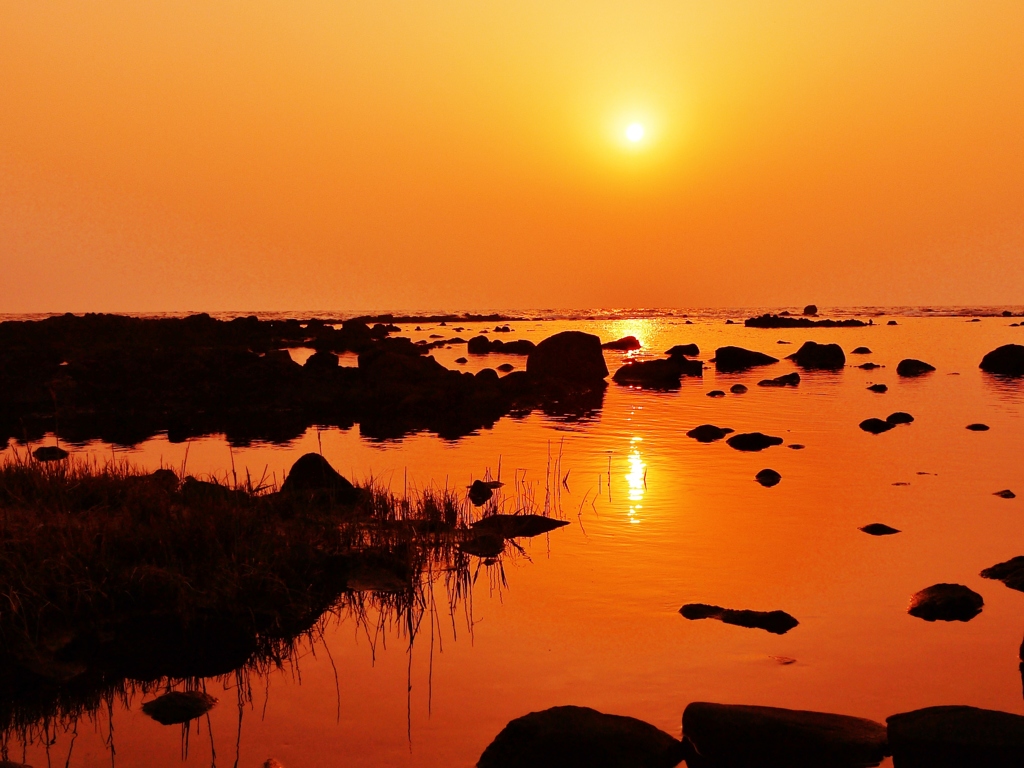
[477,705,686,768]
[907,584,983,622]
[980,344,1024,376]
[281,453,360,504]
[887,705,1024,767]
[682,702,887,768]
[527,332,608,386]
[713,346,779,373]
[787,341,846,369]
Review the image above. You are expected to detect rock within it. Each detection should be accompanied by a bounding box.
[859,418,895,434]
[602,336,641,351]
[147,468,180,492]
[263,760,286,768]
[897,359,935,377]
[686,425,734,443]
[713,346,779,373]
[730,384,747,394]
[497,363,515,373]
[706,390,726,398]
[887,705,1024,767]
[455,357,468,364]
[472,514,570,539]
[803,304,818,315]
[613,357,703,388]
[860,523,900,536]
[746,315,866,329]
[788,444,806,450]
[468,480,496,506]
[33,445,69,462]
[527,332,608,385]
[867,384,887,393]
[981,556,1024,592]
[141,690,217,725]
[680,604,798,634]
[994,489,1016,499]
[727,433,784,451]
[304,350,339,370]
[980,344,1024,375]
[887,320,898,325]
[859,362,881,370]
[460,533,505,558]
[280,453,360,504]
[907,584,983,622]
[683,702,887,768]
[966,423,989,431]
[852,347,872,354]
[886,412,914,425]
[787,341,846,369]
[755,469,782,487]
[666,343,699,358]
[477,705,686,768]
[759,372,800,387]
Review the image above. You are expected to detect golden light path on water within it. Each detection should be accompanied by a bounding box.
[626,436,646,525]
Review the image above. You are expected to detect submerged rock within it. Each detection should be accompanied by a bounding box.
[755,469,782,487]
[980,556,1024,592]
[477,705,686,768]
[966,423,990,431]
[852,347,872,354]
[859,418,895,434]
[141,690,217,725]
[680,604,798,635]
[758,372,800,387]
[787,341,846,369]
[666,343,700,358]
[980,344,1024,376]
[886,412,914,425]
[459,533,505,558]
[887,705,1024,768]
[32,445,69,462]
[713,346,779,373]
[686,425,734,443]
[683,702,887,768]
[706,390,726,398]
[994,489,1016,499]
[859,362,882,370]
[867,384,888,393]
[860,523,900,536]
[726,433,784,451]
[281,453,360,504]
[527,332,608,385]
[602,336,641,351]
[908,584,983,622]
[897,359,935,377]
[497,363,515,373]
[730,384,748,394]
[472,514,569,539]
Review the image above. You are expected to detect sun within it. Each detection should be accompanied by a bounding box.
[625,123,645,143]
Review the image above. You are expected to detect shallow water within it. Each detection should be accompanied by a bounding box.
[5,313,1024,767]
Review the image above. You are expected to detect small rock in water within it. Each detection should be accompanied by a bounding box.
[859,418,895,434]
[468,480,497,506]
[966,423,990,431]
[706,390,726,398]
[787,340,845,369]
[769,655,797,665]
[887,705,1024,768]
[141,690,217,725]
[730,383,748,394]
[858,362,881,370]
[994,489,1016,499]
[497,363,515,372]
[886,411,914,425]
[680,604,798,634]
[33,445,69,462]
[601,335,641,351]
[803,304,818,315]
[477,705,686,768]
[758,372,800,387]
[887,320,898,325]
[472,514,569,539]
[787,443,805,450]
[682,702,887,768]
[665,343,699,357]
[459,533,505,558]
[686,424,734,443]
[755,469,782,487]
[713,346,779,373]
[852,346,872,354]
[455,357,468,364]
[726,432,784,451]
[867,383,887,393]
[897,358,936,377]
[908,584,983,622]
[981,556,1024,592]
[860,523,900,536]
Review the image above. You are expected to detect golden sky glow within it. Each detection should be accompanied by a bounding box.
[2,1,1023,311]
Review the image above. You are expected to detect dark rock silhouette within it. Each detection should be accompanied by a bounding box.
[455,357,468,364]
[980,556,1024,592]
[759,372,800,387]
[980,344,1024,376]
[755,469,782,487]
[686,425,734,443]
[713,346,779,372]
[477,705,686,768]
[472,514,570,539]
[707,390,726,397]
[497,363,515,373]
[730,384,748,394]
[460,533,505,558]
[141,690,217,725]
[602,336,641,351]
[867,384,888,393]
[860,523,900,536]
[966,423,989,431]
[745,314,866,328]
[908,584,983,622]
[859,362,882,370]
[281,453,360,504]
[680,604,798,634]
[886,412,914,425]
[469,336,537,355]
[887,320,898,325]
[527,332,608,385]
[787,341,846,369]
[682,702,887,768]
[727,433,784,451]
[613,357,703,389]
[32,446,69,462]
[468,480,497,506]
[897,359,935,377]
[859,418,895,434]
[304,350,339,370]
[788,444,806,450]
[887,705,1024,767]
[852,347,872,354]
[666,343,700,357]
[803,304,818,315]
[994,489,1016,499]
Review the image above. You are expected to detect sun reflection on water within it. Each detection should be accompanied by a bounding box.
[625,437,646,525]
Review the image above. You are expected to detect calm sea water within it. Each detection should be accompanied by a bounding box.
[5,311,1024,767]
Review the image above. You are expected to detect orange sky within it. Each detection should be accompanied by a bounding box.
[2,1,1023,313]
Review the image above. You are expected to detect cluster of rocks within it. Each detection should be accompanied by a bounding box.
[745,314,868,328]
[612,345,703,389]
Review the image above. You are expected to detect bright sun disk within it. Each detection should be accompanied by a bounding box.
[625,123,645,142]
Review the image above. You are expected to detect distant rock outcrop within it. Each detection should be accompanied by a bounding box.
[745,314,866,329]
